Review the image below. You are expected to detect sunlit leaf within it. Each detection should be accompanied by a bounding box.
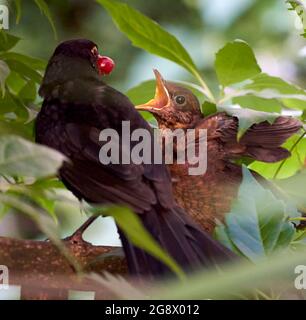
[244,73,305,94]
[220,107,279,140]
[97,0,198,77]
[0,135,66,178]
[223,73,306,112]
[287,0,306,37]
[242,73,306,106]
[249,133,306,179]
[215,40,261,87]
[232,95,282,113]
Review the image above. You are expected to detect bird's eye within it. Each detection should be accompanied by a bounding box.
[91,47,98,56]
[175,95,186,105]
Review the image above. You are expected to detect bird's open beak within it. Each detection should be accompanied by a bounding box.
[135,69,170,113]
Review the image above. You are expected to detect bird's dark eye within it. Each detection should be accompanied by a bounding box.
[175,95,186,105]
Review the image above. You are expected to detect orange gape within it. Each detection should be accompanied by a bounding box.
[137,70,302,234]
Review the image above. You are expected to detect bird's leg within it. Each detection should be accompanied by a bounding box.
[65,216,98,243]
[66,202,99,242]
[71,216,98,238]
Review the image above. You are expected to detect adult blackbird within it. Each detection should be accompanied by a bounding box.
[136,70,302,233]
[35,39,235,279]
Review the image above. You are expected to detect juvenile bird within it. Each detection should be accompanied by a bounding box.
[35,39,235,279]
[136,70,302,233]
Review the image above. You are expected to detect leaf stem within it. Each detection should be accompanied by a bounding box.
[273,131,306,180]
[289,217,306,222]
[192,68,216,103]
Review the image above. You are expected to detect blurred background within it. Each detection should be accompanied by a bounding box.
[0,0,305,246]
[4,0,306,92]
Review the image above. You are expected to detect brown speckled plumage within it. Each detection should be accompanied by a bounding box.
[137,71,302,233]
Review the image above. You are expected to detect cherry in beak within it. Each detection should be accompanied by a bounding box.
[136,69,170,113]
[97,55,115,75]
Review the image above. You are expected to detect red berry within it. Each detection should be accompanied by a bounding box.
[97,55,115,75]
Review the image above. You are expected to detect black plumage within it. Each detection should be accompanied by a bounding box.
[36,39,235,278]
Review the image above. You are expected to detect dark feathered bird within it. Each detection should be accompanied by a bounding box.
[136,70,302,233]
[35,39,235,279]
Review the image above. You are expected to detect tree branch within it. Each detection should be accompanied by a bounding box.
[0,236,128,300]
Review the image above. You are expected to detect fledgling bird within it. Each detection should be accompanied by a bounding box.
[136,70,302,233]
[35,39,235,279]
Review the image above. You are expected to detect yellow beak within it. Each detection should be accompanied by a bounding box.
[135,69,170,112]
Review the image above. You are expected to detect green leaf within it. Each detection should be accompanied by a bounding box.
[215,40,261,87]
[126,80,156,106]
[9,183,58,223]
[97,0,197,76]
[5,71,27,94]
[34,0,57,39]
[202,101,217,116]
[0,52,46,70]
[0,88,29,122]
[220,107,278,140]
[232,95,282,113]
[19,80,37,102]
[244,73,306,95]
[0,60,10,95]
[249,133,306,180]
[125,81,157,126]
[222,73,306,111]
[281,98,306,111]
[213,222,242,255]
[0,32,20,52]
[215,167,296,262]
[287,0,306,37]
[5,59,42,83]
[0,202,9,220]
[90,204,185,280]
[14,0,22,24]
[275,170,306,209]
[0,121,33,139]
[0,135,66,179]
[154,246,306,300]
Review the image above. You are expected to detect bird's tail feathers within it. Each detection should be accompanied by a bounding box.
[120,205,236,279]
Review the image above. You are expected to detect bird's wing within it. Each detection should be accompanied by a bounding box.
[45,121,158,213]
[195,112,302,162]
